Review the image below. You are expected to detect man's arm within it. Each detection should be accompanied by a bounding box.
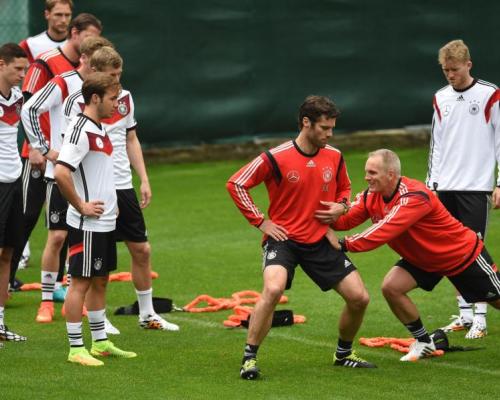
[426,96,443,190]
[330,190,370,231]
[21,79,64,164]
[342,193,432,253]
[226,154,288,241]
[126,129,151,208]
[488,88,500,208]
[54,163,104,217]
[314,155,352,224]
[22,60,52,100]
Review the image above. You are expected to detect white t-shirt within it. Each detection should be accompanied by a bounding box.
[0,87,23,183]
[57,113,117,232]
[63,89,138,189]
[19,31,66,63]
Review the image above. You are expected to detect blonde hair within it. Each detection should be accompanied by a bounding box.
[79,36,114,58]
[90,46,123,71]
[368,149,401,177]
[438,39,471,65]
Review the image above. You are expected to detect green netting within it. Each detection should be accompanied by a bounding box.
[26,1,500,146]
[0,0,28,44]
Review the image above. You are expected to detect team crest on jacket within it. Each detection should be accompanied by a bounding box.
[118,102,128,116]
[95,137,104,149]
[322,167,333,183]
[287,170,300,183]
[469,101,480,115]
[31,169,41,179]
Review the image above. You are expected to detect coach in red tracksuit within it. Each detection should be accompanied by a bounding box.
[227,96,376,380]
[327,149,500,362]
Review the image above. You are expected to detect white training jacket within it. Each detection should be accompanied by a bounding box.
[426,79,500,192]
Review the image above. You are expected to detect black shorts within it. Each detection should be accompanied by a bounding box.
[262,237,357,291]
[396,248,500,303]
[45,181,68,230]
[438,191,491,238]
[0,178,23,249]
[115,189,147,242]
[21,158,46,217]
[67,226,117,278]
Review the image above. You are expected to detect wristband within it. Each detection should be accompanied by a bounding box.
[341,202,349,215]
[338,238,348,252]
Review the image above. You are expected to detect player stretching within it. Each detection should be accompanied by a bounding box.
[329,149,500,362]
[227,96,375,380]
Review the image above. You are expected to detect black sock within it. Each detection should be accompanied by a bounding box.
[243,343,259,362]
[404,318,431,343]
[335,338,353,358]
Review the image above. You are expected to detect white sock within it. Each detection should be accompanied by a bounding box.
[0,306,4,326]
[473,303,487,325]
[457,296,473,322]
[66,321,84,347]
[136,288,155,318]
[41,271,58,301]
[88,309,107,342]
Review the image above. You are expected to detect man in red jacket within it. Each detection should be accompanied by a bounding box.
[326,149,500,362]
[227,96,375,380]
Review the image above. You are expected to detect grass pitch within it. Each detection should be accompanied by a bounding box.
[2,147,499,399]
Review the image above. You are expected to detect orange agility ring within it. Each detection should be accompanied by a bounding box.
[183,295,224,313]
[360,337,444,357]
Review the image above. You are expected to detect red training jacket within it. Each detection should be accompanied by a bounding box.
[227,140,351,244]
[333,176,483,276]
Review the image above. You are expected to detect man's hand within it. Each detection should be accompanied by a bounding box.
[45,149,59,163]
[325,228,341,250]
[79,200,105,218]
[493,187,500,209]
[140,180,152,209]
[314,201,347,224]
[28,147,46,171]
[258,219,288,241]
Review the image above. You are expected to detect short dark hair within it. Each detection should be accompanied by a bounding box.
[45,0,74,12]
[82,72,120,105]
[67,13,102,39]
[298,95,340,129]
[0,43,27,64]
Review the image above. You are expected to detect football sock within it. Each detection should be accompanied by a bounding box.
[457,296,473,322]
[473,302,487,325]
[66,321,84,347]
[136,288,155,318]
[405,318,431,343]
[41,271,58,301]
[0,306,4,326]
[243,343,259,362]
[88,309,107,342]
[335,338,353,358]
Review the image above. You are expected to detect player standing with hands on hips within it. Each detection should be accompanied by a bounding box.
[55,73,136,366]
